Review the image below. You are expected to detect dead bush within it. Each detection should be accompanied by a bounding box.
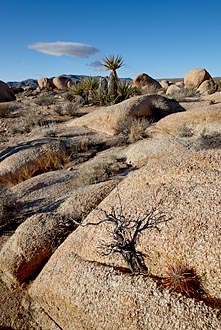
[72,193,171,273]
[0,187,18,230]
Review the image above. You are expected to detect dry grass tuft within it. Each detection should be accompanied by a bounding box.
[0,187,18,230]
[115,117,152,143]
[0,149,70,187]
[128,118,152,143]
[162,262,202,298]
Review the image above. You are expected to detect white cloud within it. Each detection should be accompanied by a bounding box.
[88,60,105,71]
[28,41,100,58]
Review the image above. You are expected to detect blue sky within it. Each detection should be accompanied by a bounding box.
[1,0,221,82]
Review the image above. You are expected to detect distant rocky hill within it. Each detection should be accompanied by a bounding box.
[7,74,133,89]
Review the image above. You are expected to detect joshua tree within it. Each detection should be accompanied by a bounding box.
[101,54,124,99]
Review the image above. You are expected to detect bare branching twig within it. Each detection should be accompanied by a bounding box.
[71,193,171,274]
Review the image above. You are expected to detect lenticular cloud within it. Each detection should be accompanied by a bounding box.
[28,41,100,58]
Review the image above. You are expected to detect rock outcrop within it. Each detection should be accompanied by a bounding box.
[160,80,170,89]
[133,73,162,93]
[67,94,185,135]
[155,108,221,136]
[196,79,217,95]
[37,77,54,90]
[0,82,220,329]
[184,68,213,89]
[0,81,16,102]
[166,84,181,95]
[29,252,221,330]
[52,76,70,90]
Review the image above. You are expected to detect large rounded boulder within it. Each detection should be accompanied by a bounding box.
[184,68,213,89]
[133,73,162,93]
[52,76,70,90]
[37,77,54,90]
[66,94,185,135]
[0,81,16,102]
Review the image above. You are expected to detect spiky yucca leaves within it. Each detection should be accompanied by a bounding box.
[91,91,112,106]
[163,263,202,298]
[70,82,85,98]
[102,54,124,71]
[70,78,99,104]
[115,81,141,103]
[82,77,99,94]
[102,54,125,99]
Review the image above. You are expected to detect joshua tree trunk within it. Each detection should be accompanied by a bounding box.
[108,70,118,99]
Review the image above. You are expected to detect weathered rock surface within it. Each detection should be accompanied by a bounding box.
[166,84,181,95]
[160,79,170,89]
[0,81,16,102]
[37,77,54,90]
[196,79,217,95]
[0,213,73,287]
[0,84,221,329]
[28,253,220,330]
[52,76,70,90]
[0,179,119,289]
[57,179,119,217]
[60,150,221,299]
[133,73,162,93]
[184,68,213,89]
[66,94,185,135]
[155,108,221,136]
[0,138,66,176]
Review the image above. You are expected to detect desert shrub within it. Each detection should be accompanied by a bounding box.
[64,102,80,116]
[0,103,21,118]
[168,87,200,102]
[195,130,221,149]
[82,77,99,94]
[53,105,63,116]
[34,95,56,106]
[128,119,152,143]
[0,187,18,230]
[10,112,42,134]
[76,136,90,152]
[115,117,152,143]
[65,91,76,102]
[178,125,194,138]
[80,159,120,185]
[216,80,221,91]
[80,156,124,185]
[0,104,12,118]
[91,82,141,106]
[0,148,70,187]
